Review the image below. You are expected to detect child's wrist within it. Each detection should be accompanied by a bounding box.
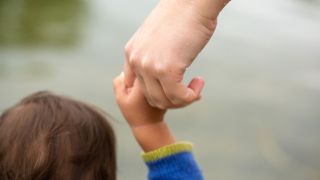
[131,121,176,152]
[127,118,164,128]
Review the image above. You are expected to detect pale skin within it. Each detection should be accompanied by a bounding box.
[114,73,205,151]
[113,73,175,152]
[124,0,230,109]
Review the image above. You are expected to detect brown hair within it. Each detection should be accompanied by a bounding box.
[0,91,116,180]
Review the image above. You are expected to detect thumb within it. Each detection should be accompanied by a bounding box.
[124,61,136,88]
[188,76,205,98]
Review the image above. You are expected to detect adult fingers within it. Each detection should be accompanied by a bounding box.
[160,76,204,107]
[143,75,173,109]
[135,74,155,106]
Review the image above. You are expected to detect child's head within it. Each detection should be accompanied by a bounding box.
[0,91,116,180]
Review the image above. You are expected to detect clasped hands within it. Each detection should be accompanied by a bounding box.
[119,0,229,109]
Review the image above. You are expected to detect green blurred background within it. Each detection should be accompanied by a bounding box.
[0,0,320,179]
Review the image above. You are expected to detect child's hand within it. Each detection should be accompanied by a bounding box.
[114,72,175,152]
[113,72,166,127]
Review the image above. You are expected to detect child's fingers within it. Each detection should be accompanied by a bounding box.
[113,72,148,107]
[129,80,145,99]
[123,61,136,88]
[113,72,127,101]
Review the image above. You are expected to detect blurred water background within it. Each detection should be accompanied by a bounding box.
[1,0,320,179]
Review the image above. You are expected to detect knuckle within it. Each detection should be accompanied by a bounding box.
[129,51,140,65]
[131,56,166,75]
[124,42,132,55]
[140,58,152,71]
[124,47,140,69]
[153,64,167,77]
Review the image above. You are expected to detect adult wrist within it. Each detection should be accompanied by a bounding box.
[195,0,231,18]
[158,0,221,32]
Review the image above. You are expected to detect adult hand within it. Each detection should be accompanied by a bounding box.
[124,0,229,109]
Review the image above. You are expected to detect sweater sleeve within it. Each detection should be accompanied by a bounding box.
[142,142,204,180]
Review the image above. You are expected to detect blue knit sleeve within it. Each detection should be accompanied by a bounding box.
[142,142,204,180]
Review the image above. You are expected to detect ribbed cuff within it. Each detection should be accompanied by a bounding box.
[142,141,193,163]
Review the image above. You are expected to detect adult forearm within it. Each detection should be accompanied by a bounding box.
[160,0,230,19]
[196,0,231,18]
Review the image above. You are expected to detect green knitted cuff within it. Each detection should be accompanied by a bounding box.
[142,141,193,163]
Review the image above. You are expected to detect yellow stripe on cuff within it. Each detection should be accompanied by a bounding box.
[142,141,193,163]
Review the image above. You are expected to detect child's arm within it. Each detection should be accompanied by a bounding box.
[113,72,174,152]
[113,72,204,180]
